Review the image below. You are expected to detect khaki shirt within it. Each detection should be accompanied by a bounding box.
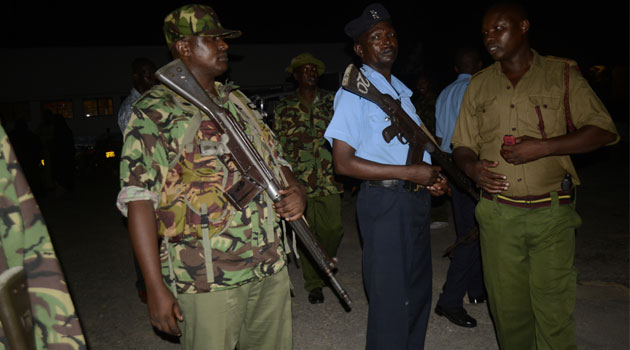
[452,50,618,197]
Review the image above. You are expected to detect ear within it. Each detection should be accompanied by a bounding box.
[292,70,299,81]
[520,19,530,34]
[175,39,192,57]
[454,65,460,74]
[353,43,364,58]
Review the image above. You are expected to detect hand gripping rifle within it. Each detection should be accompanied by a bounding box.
[156,59,352,309]
[341,64,479,202]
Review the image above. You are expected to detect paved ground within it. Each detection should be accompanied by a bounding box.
[40,130,628,349]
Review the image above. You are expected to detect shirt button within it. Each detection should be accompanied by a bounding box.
[512,128,516,131]
[517,177,522,182]
[543,104,548,108]
[510,104,515,108]
[506,86,511,89]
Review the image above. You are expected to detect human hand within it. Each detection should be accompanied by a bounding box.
[274,183,307,221]
[146,284,183,336]
[467,159,509,194]
[405,163,441,186]
[500,135,549,164]
[427,174,448,196]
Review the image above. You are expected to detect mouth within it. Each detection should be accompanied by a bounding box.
[486,45,499,54]
[217,54,229,62]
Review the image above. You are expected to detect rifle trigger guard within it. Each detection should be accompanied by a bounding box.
[396,133,408,144]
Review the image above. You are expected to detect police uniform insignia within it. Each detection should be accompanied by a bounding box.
[369,10,380,20]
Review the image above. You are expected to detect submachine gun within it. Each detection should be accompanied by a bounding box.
[156,59,352,309]
[341,64,480,257]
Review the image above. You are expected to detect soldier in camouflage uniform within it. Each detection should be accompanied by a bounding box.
[0,125,86,349]
[116,5,305,350]
[272,53,344,304]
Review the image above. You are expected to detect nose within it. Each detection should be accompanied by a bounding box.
[217,37,229,50]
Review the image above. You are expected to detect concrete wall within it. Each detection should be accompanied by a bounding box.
[0,43,352,140]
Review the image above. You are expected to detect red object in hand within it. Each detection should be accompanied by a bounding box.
[503,135,516,145]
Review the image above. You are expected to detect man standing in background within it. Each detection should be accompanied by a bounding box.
[434,47,486,328]
[273,53,344,305]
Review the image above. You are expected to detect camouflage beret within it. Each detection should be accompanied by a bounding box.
[344,3,391,42]
[285,53,325,76]
[163,4,241,47]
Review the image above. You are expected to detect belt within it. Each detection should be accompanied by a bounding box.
[366,180,425,192]
[481,190,574,208]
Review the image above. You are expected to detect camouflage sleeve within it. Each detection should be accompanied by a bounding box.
[117,101,171,215]
[0,126,86,349]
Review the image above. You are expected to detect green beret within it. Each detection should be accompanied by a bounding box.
[163,4,241,47]
[285,53,326,76]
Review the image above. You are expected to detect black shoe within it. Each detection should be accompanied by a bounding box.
[468,295,487,304]
[308,288,324,304]
[435,305,477,328]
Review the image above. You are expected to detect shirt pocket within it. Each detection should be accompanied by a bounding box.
[366,104,396,146]
[473,96,499,141]
[527,95,564,138]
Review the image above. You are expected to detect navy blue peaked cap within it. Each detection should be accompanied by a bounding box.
[344,3,391,41]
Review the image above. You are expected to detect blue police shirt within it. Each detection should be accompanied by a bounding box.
[324,65,431,166]
[435,73,471,153]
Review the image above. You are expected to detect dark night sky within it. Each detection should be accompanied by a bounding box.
[4,1,628,79]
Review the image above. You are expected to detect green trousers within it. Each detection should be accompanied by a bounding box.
[177,268,292,350]
[299,194,344,292]
[476,192,581,350]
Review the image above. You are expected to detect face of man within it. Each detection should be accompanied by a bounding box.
[133,62,157,93]
[183,35,230,78]
[481,8,529,62]
[293,63,319,88]
[354,21,398,73]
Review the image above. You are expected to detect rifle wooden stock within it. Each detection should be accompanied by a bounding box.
[341,64,479,201]
[156,59,352,308]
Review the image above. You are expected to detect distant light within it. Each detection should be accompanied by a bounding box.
[85,114,91,117]
[40,159,45,166]
[106,151,115,158]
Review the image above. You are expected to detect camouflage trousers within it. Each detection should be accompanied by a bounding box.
[177,267,292,350]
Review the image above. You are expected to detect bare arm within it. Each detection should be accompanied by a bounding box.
[501,125,617,165]
[453,146,508,194]
[128,200,183,336]
[332,139,439,186]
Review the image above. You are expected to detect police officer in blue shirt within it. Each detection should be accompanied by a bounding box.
[325,3,448,349]
[433,47,487,328]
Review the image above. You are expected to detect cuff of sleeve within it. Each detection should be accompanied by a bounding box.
[116,186,159,217]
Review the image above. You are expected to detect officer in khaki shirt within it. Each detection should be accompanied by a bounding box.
[452,3,618,350]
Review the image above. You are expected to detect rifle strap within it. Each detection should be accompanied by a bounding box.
[200,203,215,284]
[564,63,576,133]
[533,62,576,139]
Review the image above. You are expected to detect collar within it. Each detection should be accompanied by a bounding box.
[360,64,412,99]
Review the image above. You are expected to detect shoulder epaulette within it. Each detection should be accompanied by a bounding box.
[470,64,493,81]
[545,55,580,70]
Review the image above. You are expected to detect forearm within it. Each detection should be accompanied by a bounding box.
[334,152,409,181]
[543,125,617,156]
[127,200,164,292]
[452,147,479,179]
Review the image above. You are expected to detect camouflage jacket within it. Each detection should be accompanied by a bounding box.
[272,89,343,197]
[0,126,85,349]
[117,82,288,294]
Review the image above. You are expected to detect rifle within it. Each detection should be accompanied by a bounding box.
[156,59,352,309]
[341,64,479,202]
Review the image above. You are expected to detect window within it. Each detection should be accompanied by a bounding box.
[82,97,113,118]
[43,100,73,118]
